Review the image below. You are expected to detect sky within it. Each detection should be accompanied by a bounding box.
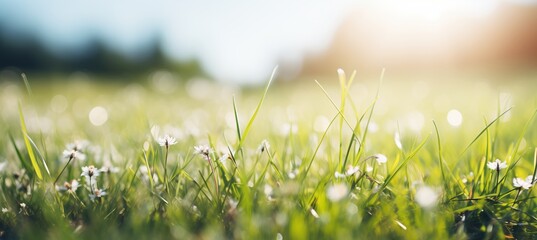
[0,0,354,84]
[1,0,537,84]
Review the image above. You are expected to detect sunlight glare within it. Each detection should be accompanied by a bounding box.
[89,106,108,126]
[447,109,463,127]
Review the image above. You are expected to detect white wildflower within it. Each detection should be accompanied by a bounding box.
[1,208,8,213]
[19,202,28,215]
[513,176,533,190]
[526,175,536,184]
[139,165,159,184]
[334,172,347,179]
[56,180,80,193]
[62,140,88,161]
[194,145,211,161]
[374,154,387,165]
[487,159,507,171]
[346,165,360,175]
[89,188,107,201]
[335,165,360,178]
[81,165,100,179]
[157,135,177,147]
[100,165,120,174]
[288,169,299,179]
[257,139,270,153]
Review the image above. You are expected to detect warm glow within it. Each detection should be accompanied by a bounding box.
[323,1,528,72]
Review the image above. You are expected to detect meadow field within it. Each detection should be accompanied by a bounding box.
[1,69,537,239]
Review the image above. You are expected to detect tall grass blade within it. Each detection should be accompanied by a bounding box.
[462,107,511,154]
[235,66,277,154]
[433,121,448,196]
[27,134,50,177]
[21,73,32,96]
[18,103,43,180]
[232,96,242,142]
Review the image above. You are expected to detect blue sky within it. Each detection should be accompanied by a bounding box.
[2,0,536,84]
[0,1,353,84]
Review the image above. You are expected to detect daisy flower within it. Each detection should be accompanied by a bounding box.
[89,188,107,201]
[157,135,177,147]
[487,159,507,171]
[62,141,88,161]
[373,154,388,165]
[56,180,80,193]
[81,165,100,179]
[513,176,534,190]
[257,139,270,153]
[194,145,211,161]
[335,165,360,178]
[100,165,120,174]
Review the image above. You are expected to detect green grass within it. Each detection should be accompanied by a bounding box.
[1,70,537,239]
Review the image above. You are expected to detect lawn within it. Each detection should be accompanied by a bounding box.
[1,69,537,239]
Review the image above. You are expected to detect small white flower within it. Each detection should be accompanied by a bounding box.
[100,165,120,174]
[526,175,535,184]
[334,171,347,179]
[62,141,88,161]
[157,135,177,147]
[19,203,26,208]
[513,176,533,190]
[257,139,270,153]
[194,145,211,160]
[373,154,387,165]
[487,159,507,171]
[56,180,80,193]
[81,165,100,179]
[89,188,107,201]
[71,180,80,191]
[66,141,89,152]
[326,183,349,202]
[335,165,360,178]
[288,169,299,179]
[346,165,360,176]
[1,208,8,213]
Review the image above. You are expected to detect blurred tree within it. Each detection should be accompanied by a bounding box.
[0,25,205,81]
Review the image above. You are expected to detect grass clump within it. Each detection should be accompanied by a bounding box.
[0,70,537,239]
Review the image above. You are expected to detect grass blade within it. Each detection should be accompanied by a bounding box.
[461,107,512,154]
[235,66,277,154]
[18,103,42,180]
